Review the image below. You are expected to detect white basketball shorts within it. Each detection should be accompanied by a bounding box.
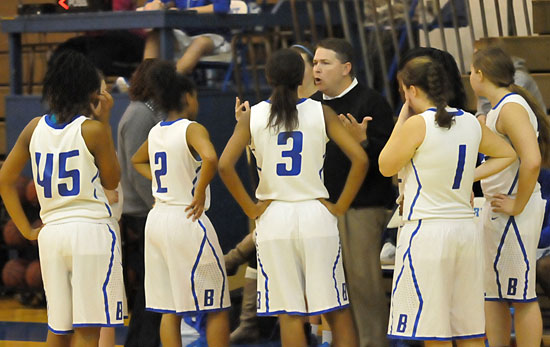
[144,204,230,315]
[388,219,485,341]
[255,200,349,316]
[38,219,125,334]
[483,192,544,302]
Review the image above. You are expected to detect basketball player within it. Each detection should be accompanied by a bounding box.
[0,50,124,347]
[218,49,366,347]
[131,61,230,347]
[470,47,550,346]
[379,56,516,345]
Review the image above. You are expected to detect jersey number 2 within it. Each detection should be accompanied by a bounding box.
[35,150,80,198]
[452,144,467,189]
[277,131,303,176]
[154,152,168,193]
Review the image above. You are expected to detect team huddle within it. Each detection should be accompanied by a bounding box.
[0,36,547,347]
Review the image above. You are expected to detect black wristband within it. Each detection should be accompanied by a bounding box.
[360,139,369,149]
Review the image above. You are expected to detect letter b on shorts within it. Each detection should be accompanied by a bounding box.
[507,278,518,296]
[397,314,408,333]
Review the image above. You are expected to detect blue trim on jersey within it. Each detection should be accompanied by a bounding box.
[48,325,74,334]
[198,219,227,308]
[256,240,270,313]
[264,98,308,105]
[160,118,185,126]
[45,114,82,129]
[331,242,342,306]
[190,232,208,310]
[510,217,531,300]
[407,159,422,221]
[91,171,112,217]
[257,166,262,172]
[257,303,350,317]
[492,92,518,110]
[494,217,513,298]
[191,165,202,197]
[485,297,538,303]
[425,107,464,116]
[388,333,485,341]
[507,170,519,195]
[102,225,117,325]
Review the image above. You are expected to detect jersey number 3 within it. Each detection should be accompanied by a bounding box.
[35,150,80,198]
[277,131,303,176]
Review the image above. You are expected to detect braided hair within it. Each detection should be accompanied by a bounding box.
[398,56,453,129]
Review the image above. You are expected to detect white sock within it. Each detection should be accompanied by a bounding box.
[322,330,332,344]
[310,323,319,336]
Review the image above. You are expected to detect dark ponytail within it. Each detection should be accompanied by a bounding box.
[146,60,196,114]
[265,49,304,133]
[473,47,550,167]
[398,56,453,129]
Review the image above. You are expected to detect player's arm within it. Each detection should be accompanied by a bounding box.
[84,89,120,190]
[219,111,270,219]
[491,103,540,215]
[185,123,218,220]
[131,140,152,180]
[321,105,368,216]
[474,122,516,182]
[0,118,41,240]
[82,120,120,190]
[378,115,425,177]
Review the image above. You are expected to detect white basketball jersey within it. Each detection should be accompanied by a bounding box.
[148,118,210,209]
[402,108,481,221]
[29,115,113,224]
[481,93,540,198]
[250,98,329,201]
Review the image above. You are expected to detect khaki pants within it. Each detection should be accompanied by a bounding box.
[338,207,390,347]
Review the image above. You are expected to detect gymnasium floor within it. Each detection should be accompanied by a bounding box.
[0,297,279,347]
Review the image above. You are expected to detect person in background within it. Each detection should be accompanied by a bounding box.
[117,59,163,347]
[312,37,394,347]
[474,39,547,124]
[139,0,230,74]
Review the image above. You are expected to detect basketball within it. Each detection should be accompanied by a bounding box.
[15,176,30,204]
[25,260,42,289]
[25,180,39,207]
[2,259,29,289]
[3,219,29,249]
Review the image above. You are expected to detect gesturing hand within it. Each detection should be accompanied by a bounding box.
[338,113,372,143]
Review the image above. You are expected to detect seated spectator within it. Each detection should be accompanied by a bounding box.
[140,0,231,74]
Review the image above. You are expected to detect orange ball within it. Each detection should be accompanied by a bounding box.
[2,259,29,289]
[25,260,42,289]
[3,219,29,249]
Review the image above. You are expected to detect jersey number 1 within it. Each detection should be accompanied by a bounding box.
[277,131,303,176]
[452,144,467,189]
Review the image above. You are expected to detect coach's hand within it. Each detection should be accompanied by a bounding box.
[338,113,371,144]
[318,198,345,217]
